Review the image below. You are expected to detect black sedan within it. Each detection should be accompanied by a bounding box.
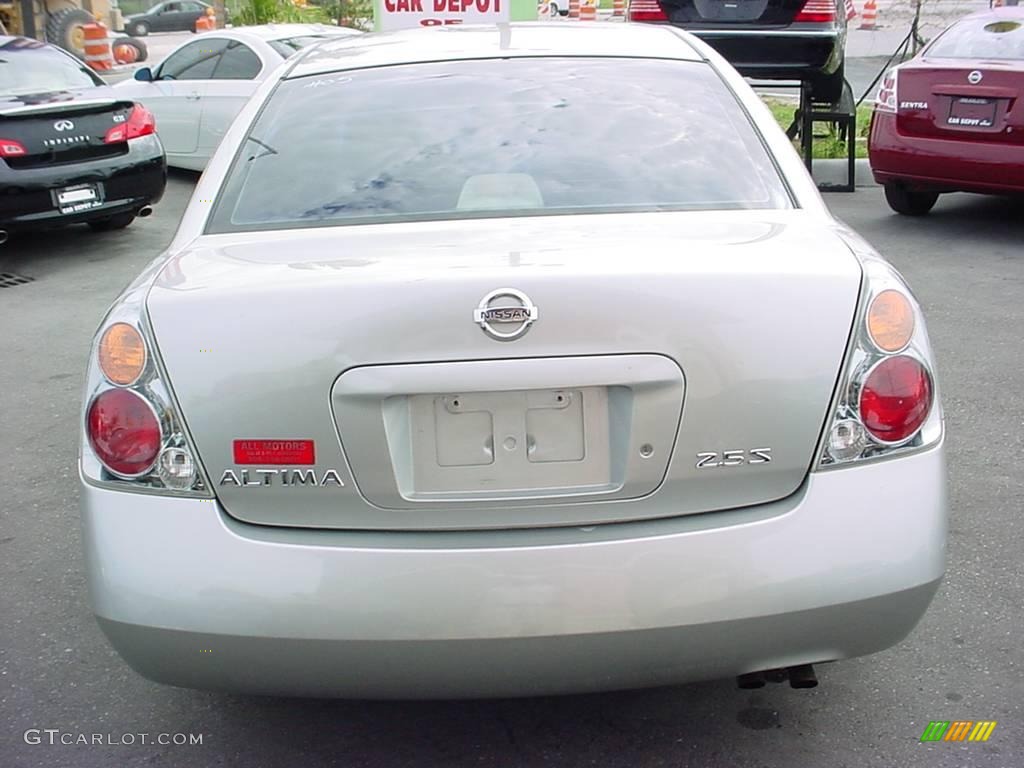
[0,37,166,236]
[628,0,848,103]
[123,1,217,37]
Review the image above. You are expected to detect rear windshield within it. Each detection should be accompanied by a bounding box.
[267,35,344,59]
[0,41,102,97]
[927,18,1024,60]
[208,57,790,233]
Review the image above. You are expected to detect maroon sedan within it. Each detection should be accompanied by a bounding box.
[868,8,1024,215]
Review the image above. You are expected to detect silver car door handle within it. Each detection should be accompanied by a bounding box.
[186,93,201,101]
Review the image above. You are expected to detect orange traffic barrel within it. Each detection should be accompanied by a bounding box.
[859,0,878,29]
[82,22,113,72]
[569,0,580,18]
[112,40,138,65]
[579,0,597,19]
[195,8,216,31]
[613,0,625,15]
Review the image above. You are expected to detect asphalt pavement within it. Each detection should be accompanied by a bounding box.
[0,174,1021,768]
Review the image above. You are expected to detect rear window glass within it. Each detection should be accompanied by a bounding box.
[208,58,790,233]
[927,18,1024,60]
[267,35,341,58]
[0,42,102,97]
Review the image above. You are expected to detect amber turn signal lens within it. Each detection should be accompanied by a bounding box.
[98,323,147,385]
[867,290,915,352]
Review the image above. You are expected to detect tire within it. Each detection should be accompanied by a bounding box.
[129,21,150,37]
[113,36,148,63]
[811,63,846,106]
[87,212,137,232]
[884,183,939,216]
[46,7,97,58]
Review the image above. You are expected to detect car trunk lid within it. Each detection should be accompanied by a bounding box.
[896,59,1024,145]
[0,91,135,169]
[146,210,862,531]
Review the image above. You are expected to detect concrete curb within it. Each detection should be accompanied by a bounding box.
[812,158,878,189]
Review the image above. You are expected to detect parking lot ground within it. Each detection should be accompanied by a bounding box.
[0,177,1021,768]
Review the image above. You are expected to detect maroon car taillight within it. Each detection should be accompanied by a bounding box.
[0,138,28,157]
[819,255,941,467]
[874,68,899,114]
[104,104,157,144]
[628,0,667,22]
[87,389,162,477]
[794,0,836,23]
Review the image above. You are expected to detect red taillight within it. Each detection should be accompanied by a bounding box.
[0,138,28,157]
[794,0,836,22]
[628,0,668,22]
[87,388,162,477]
[859,356,933,444]
[104,104,157,144]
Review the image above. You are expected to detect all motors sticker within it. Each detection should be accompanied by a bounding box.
[378,0,509,30]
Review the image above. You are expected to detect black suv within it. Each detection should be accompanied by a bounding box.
[629,0,848,103]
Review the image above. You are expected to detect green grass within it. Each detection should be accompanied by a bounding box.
[761,96,873,160]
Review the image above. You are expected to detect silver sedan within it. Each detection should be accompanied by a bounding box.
[78,23,946,699]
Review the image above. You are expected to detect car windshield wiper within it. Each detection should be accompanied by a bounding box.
[245,136,279,161]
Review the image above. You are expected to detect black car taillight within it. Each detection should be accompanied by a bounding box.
[628,0,668,22]
[0,138,28,157]
[104,104,157,144]
[794,0,836,22]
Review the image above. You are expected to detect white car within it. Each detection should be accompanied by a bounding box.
[113,24,361,170]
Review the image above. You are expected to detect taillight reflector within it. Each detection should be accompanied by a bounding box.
[87,388,163,477]
[867,290,915,353]
[874,69,899,114]
[628,0,668,22]
[0,138,28,157]
[233,440,316,465]
[859,356,933,444]
[104,104,157,144]
[98,322,148,385]
[794,0,836,22]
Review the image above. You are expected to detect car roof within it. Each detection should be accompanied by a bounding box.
[220,23,362,44]
[289,23,702,79]
[961,6,1024,21]
[0,36,64,53]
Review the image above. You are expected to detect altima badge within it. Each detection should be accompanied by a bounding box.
[474,288,538,341]
[219,468,344,487]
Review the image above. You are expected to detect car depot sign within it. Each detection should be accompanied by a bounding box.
[377,0,511,30]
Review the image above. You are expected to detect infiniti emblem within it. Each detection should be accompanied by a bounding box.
[473,288,538,341]
[54,119,75,131]
[968,70,983,85]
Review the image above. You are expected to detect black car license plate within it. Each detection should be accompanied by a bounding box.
[55,183,104,214]
[947,97,996,129]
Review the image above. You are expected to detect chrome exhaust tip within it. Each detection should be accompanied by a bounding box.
[138,205,153,218]
[0,230,8,245]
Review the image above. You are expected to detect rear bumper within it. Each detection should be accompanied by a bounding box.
[0,134,166,230]
[80,442,947,698]
[869,112,1024,193]
[657,26,844,79]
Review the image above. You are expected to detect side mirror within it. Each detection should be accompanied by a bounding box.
[134,66,153,82]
